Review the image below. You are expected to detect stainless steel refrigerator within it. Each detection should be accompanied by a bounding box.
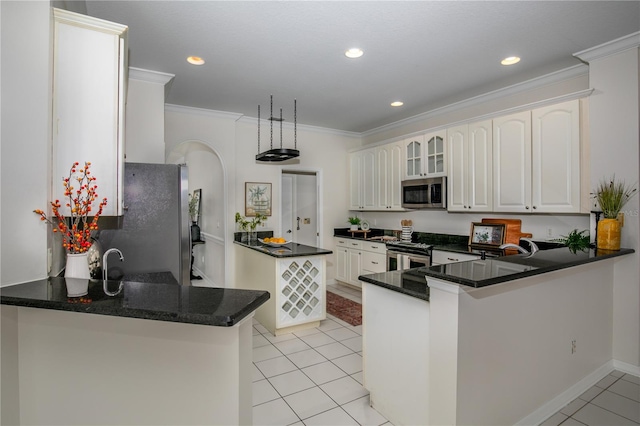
[98,163,191,285]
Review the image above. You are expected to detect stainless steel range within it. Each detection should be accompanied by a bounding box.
[385,241,433,271]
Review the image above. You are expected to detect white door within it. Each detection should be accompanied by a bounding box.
[282,171,319,247]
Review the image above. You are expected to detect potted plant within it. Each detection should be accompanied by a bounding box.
[553,229,591,254]
[235,212,266,243]
[34,161,108,279]
[348,216,361,231]
[593,175,637,250]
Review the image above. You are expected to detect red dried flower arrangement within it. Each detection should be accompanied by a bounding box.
[34,161,108,254]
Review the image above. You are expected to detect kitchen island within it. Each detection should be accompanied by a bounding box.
[234,241,332,335]
[359,247,634,426]
[1,277,269,425]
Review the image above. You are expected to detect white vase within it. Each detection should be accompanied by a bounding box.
[350,224,359,231]
[65,252,90,279]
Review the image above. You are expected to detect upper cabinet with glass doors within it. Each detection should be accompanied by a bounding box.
[404,130,446,180]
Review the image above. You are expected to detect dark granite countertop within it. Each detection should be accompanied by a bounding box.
[234,241,332,258]
[0,277,270,327]
[359,269,430,301]
[360,247,634,298]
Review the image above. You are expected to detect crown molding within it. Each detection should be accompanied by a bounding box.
[165,104,244,121]
[237,115,361,139]
[129,67,175,85]
[53,7,127,35]
[574,32,640,63]
[362,64,588,138]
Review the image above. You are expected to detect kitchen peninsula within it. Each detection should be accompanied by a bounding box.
[1,278,269,425]
[234,240,332,335]
[359,247,634,426]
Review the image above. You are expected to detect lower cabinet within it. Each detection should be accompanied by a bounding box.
[335,238,386,287]
[431,250,481,266]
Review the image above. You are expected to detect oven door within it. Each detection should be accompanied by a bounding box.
[387,250,431,271]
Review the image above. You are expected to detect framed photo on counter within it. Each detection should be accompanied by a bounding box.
[469,222,506,248]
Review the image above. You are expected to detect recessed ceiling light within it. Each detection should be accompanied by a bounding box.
[345,48,364,59]
[391,101,404,107]
[187,56,205,65]
[501,56,521,66]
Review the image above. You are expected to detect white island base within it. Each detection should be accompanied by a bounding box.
[1,306,254,425]
[235,244,327,336]
[363,260,620,426]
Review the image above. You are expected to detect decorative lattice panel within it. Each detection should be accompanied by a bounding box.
[277,257,324,327]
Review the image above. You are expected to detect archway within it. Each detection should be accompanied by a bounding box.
[168,140,227,287]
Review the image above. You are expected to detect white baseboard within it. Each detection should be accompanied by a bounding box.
[516,360,616,426]
[190,267,217,287]
[612,359,640,377]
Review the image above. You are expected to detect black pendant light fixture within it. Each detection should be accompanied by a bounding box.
[256,95,300,162]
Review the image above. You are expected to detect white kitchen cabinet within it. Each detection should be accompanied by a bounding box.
[404,131,446,180]
[431,250,481,266]
[360,241,387,275]
[349,148,376,210]
[335,238,386,288]
[376,142,404,210]
[52,9,128,216]
[493,111,532,213]
[493,100,580,213]
[447,120,492,212]
[531,100,581,213]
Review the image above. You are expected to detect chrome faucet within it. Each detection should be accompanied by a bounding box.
[103,248,124,281]
[499,243,529,254]
[499,238,539,257]
[521,238,539,255]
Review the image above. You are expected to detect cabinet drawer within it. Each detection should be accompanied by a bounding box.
[432,250,480,265]
[335,237,352,248]
[362,251,386,273]
[345,240,363,250]
[362,241,386,254]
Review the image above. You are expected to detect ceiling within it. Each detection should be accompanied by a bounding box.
[83,1,640,134]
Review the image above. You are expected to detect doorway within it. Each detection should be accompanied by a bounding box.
[281,170,320,247]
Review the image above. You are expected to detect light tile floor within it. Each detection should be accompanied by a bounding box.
[255,283,640,426]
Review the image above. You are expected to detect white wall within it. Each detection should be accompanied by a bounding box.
[1,1,51,286]
[585,44,640,367]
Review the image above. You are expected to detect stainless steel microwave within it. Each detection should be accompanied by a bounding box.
[401,177,446,209]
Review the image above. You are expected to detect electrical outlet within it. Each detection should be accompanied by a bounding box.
[571,339,576,354]
[546,228,553,238]
[201,255,205,263]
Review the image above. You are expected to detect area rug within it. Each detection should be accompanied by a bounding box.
[326,291,362,326]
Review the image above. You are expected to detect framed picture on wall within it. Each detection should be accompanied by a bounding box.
[468,223,506,248]
[245,182,272,216]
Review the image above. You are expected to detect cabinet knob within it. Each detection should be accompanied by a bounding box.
[525,206,530,210]
[447,257,459,262]
[532,206,537,210]
[372,261,378,265]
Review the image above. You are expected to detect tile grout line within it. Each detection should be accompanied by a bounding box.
[253,318,373,425]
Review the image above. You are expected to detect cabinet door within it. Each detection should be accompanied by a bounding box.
[376,146,390,209]
[447,125,468,212]
[493,111,531,212]
[361,149,377,210]
[376,142,404,210]
[468,120,493,211]
[349,152,362,210]
[425,130,446,176]
[347,249,362,287]
[335,248,348,282]
[404,135,425,179]
[53,10,127,217]
[531,100,580,213]
[388,142,404,210]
